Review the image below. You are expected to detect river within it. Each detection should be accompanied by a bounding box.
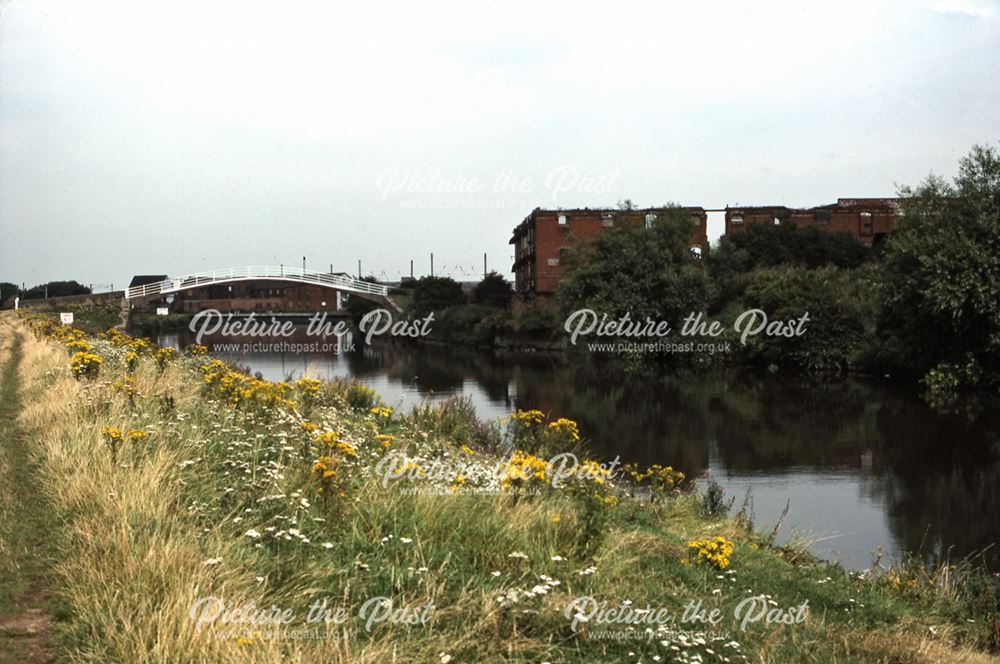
[159,331,1000,572]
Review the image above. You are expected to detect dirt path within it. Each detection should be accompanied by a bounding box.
[0,324,54,664]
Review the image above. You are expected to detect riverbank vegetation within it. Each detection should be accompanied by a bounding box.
[2,309,999,662]
[411,144,1000,401]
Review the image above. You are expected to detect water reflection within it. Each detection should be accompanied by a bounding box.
[158,333,1000,571]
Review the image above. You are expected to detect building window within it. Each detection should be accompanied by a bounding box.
[601,212,615,228]
[860,211,873,236]
[731,214,743,225]
[558,214,568,226]
[645,213,657,229]
[774,217,780,225]
[547,258,559,266]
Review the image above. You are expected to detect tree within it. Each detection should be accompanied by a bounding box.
[471,272,513,308]
[557,206,707,325]
[878,143,1000,385]
[411,276,466,317]
[21,280,91,299]
[0,282,19,303]
[709,223,869,278]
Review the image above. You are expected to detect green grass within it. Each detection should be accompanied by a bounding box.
[5,309,1000,663]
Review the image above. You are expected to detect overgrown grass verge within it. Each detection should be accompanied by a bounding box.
[3,310,1000,663]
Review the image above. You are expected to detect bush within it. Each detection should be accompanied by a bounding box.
[708,224,870,311]
[737,265,877,371]
[511,301,561,340]
[471,272,513,308]
[411,276,466,317]
[432,304,508,346]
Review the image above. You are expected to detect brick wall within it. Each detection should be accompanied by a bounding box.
[165,281,346,314]
[510,207,708,296]
[726,199,900,248]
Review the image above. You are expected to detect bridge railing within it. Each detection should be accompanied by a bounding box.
[125,266,389,299]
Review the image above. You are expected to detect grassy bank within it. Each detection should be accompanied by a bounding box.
[2,309,999,663]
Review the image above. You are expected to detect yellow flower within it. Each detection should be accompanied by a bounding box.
[510,409,544,426]
[125,428,148,442]
[448,474,468,494]
[155,347,176,369]
[66,339,92,354]
[295,378,322,397]
[101,426,123,443]
[70,351,102,379]
[547,417,580,442]
[686,536,734,570]
[499,450,549,492]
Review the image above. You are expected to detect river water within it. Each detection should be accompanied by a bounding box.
[159,331,1000,571]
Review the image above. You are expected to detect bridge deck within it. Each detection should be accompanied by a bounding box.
[125,266,389,300]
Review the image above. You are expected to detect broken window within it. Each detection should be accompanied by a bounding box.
[860,211,873,236]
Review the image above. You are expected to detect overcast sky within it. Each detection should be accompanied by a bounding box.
[1,0,998,289]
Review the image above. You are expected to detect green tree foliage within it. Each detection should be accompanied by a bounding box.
[556,206,707,324]
[707,223,871,312]
[21,280,91,299]
[878,144,1000,385]
[709,223,869,278]
[0,282,19,306]
[738,265,878,371]
[471,272,513,308]
[411,276,466,317]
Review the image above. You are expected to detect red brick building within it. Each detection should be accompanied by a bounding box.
[509,206,708,296]
[725,198,901,248]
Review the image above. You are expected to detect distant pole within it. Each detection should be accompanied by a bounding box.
[410,260,414,279]
[358,260,362,279]
[303,256,306,271]
[329,263,333,273]
[280,263,284,276]
[483,253,487,278]
[430,253,434,277]
[45,284,48,299]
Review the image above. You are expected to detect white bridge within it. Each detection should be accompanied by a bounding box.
[125,266,390,301]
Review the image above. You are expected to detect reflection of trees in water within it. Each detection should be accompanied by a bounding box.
[709,375,883,472]
[509,363,715,473]
[864,401,1000,567]
[347,343,559,405]
[508,366,893,476]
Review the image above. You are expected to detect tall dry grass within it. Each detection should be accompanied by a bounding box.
[13,323,308,663]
